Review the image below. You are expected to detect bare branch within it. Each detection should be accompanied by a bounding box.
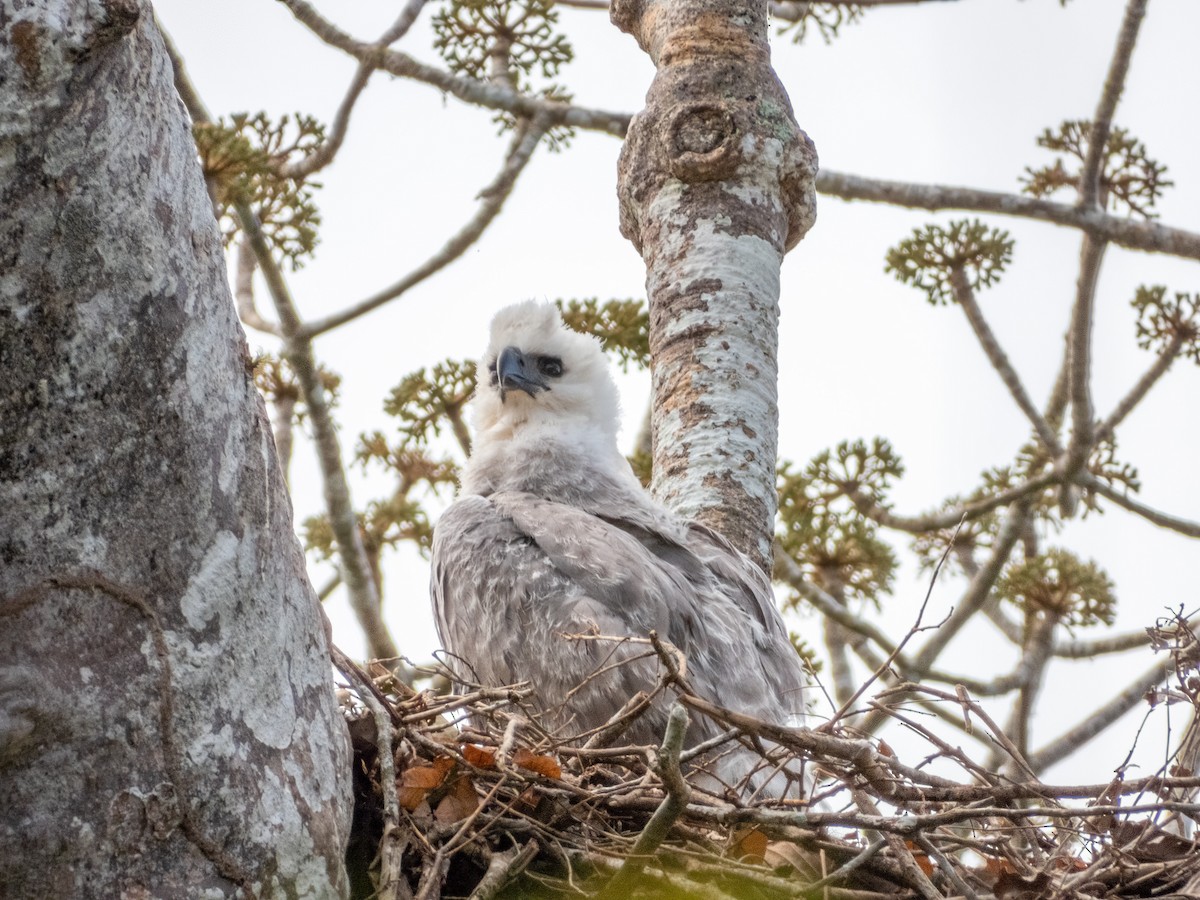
[277,0,630,135]
[236,200,399,660]
[281,0,430,179]
[1083,475,1200,538]
[597,705,691,899]
[912,504,1030,674]
[300,116,550,338]
[842,471,1057,534]
[1063,234,1106,478]
[233,238,281,335]
[774,547,901,658]
[1079,0,1149,208]
[280,61,374,180]
[1095,330,1188,444]
[332,646,406,900]
[1028,654,1172,771]
[950,267,1060,454]
[815,169,1200,261]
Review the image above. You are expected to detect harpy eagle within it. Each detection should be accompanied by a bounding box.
[431,301,812,796]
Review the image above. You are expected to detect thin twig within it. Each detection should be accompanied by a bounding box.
[333,645,405,900]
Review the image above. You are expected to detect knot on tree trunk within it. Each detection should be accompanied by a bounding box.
[612,0,817,256]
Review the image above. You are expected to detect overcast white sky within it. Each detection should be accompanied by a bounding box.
[155,0,1200,784]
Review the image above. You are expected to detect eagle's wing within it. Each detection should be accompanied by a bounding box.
[431,492,694,742]
[432,491,812,759]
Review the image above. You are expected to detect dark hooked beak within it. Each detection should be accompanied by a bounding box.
[497,346,549,402]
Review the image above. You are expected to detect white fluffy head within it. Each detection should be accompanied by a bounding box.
[470,301,621,438]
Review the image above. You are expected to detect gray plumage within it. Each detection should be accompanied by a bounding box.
[431,301,811,796]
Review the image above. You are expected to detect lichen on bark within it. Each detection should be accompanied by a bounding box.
[612,0,817,571]
[0,2,352,895]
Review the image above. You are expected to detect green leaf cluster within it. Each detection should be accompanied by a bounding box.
[776,3,863,44]
[383,359,478,452]
[252,353,341,418]
[777,439,901,606]
[432,0,575,146]
[885,220,1014,306]
[1131,286,1200,363]
[996,548,1117,628]
[193,112,325,268]
[1022,120,1172,218]
[556,298,649,372]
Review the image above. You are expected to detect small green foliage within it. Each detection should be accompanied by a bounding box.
[557,298,650,372]
[193,112,325,268]
[433,0,574,145]
[789,635,824,677]
[885,220,1014,306]
[252,353,341,415]
[776,3,863,44]
[627,449,652,488]
[1088,438,1140,497]
[996,548,1117,628]
[1022,120,1172,218]
[383,359,478,452]
[1131,286,1200,363]
[776,443,899,606]
[302,513,336,561]
[433,0,571,83]
[807,438,904,501]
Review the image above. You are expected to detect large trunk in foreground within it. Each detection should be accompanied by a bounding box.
[612,0,817,570]
[0,2,352,895]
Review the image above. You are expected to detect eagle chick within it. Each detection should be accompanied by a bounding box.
[431,301,813,797]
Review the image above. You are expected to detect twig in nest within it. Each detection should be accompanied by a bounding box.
[332,644,407,900]
[469,841,539,900]
[596,704,692,899]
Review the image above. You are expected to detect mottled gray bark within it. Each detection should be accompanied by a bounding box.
[0,2,352,896]
[612,0,817,570]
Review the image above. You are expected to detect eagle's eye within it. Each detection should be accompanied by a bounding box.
[537,356,563,378]
[486,360,498,386]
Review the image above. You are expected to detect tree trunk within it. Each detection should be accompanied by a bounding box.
[0,3,352,896]
[612,0,817,571]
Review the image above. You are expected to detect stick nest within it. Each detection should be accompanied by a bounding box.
[333,630,1200,900]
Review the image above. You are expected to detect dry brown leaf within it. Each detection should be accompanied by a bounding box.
[763,840,813,874]
[434,776,481,824]
[513,749,562,779]
[730,827,768,862]
[904,841,934,877]
[461,744,497,769]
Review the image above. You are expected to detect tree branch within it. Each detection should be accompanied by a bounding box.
[842,471,1057,534]
[815,169,1200,261]
[950,267,1060,454]
[1063,234,1106,479]
[236,200,399,661]
[1079,0,1149,209]
[596,705,690,900]
[912,504,1031,673]
[277,0,630,135]
[1028,654,1172,772]
[300,115,549,339]
[233,237,281,335]
[1094,331,1188,444]
[1083,476,1200,538]
[282,0,430,179]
